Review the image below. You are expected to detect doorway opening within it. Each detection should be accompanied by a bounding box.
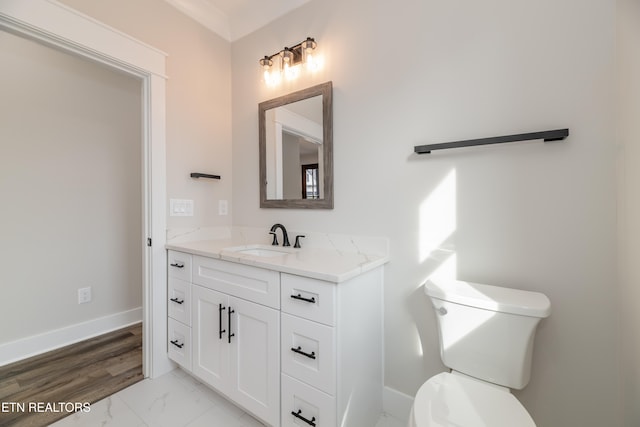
[0,1,169,379]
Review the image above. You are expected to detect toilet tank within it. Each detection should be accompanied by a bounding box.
[424,278,551,390]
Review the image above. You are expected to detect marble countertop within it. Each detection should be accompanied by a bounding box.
[165,227,389,283]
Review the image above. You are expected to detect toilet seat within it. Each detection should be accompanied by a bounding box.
[410,372,536,427]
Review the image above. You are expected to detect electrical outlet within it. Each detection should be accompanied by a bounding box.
[78,287,92,304]
[219,200,228,215]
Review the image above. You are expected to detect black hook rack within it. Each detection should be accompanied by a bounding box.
[414,128,569,154]
[190,173,221,180]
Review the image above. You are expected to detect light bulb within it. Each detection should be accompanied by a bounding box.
[259,56,276,84]
[284,62,293,80]
[301,37,317,66]
[305,52,318,71]
[282,48,294,67]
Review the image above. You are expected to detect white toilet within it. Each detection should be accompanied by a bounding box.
[410,277,551,427]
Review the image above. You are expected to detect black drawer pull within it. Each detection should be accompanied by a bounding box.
[170,262,185,268]
[291,410,316,426]
[228,307,235,343]
[219,304,226,340]
[170,297,184,304]
[290,293,316,304]
[170,339,184,349]
[291,346,316,359]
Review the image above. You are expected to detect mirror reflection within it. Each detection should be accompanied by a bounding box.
[259,82,333,209]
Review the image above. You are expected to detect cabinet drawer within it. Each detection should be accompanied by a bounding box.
[193,256,280,309]
[168,250,192,282]
[281,313,335,395]
[282,374,335,427]
[168,318,191,371]
[168,278,191,326]
[281,274,336,326]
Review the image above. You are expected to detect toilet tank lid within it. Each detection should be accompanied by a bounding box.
[424,278,551,318]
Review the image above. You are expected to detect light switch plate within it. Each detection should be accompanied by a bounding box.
[170,199,194,216]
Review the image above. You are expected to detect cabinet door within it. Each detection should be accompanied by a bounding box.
[192,285,229,391]
[168,278,191,326]
[228,296,280,426]
[281,313,336,395]
[168,318,191,371]
[168,250,192,282]
[281,374,335,427]
[281,274,336,326]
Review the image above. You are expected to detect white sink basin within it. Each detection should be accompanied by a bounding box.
[223,245,292,257]
[236,248,289,257]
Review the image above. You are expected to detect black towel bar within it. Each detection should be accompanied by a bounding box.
[190,173,221,179]
[414,128,569,154]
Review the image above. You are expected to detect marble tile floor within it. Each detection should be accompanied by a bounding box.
[51,368,405,427]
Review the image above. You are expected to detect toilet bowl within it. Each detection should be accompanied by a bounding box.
[410,278,550,427]
[409,372,535,427]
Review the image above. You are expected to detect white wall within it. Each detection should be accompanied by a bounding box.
[231,0,619,425]
[617,0,640,425]
[0,31,142,344]
[60,0,232,229]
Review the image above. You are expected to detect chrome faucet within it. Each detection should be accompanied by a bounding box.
[269,223,290,247]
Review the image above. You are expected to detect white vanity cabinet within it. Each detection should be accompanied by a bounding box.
[166,249,383,427]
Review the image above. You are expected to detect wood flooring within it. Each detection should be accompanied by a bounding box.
[0,323,143,427]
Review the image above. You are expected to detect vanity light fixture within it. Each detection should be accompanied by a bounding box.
[260,37,318,85]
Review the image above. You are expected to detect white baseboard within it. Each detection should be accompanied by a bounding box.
[0,307,142,367]
[383,386,414,424]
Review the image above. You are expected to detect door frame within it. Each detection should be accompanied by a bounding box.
[0,0,170,378]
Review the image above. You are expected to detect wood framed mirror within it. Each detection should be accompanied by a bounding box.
[259,81,333,209]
